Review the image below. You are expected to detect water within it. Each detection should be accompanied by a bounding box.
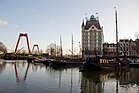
[0,60,139,93]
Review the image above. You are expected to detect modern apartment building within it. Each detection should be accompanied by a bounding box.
[81,15,104,57]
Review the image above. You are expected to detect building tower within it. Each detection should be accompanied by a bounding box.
[81,15,104,57]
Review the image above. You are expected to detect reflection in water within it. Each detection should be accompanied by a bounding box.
[1,60,139,93]
[81,71,110,93]
[0,60,6,74]
[47,65,80,93]
[70,69,73,93]
[80,68,139,93]
[118,68,139,93]
[14,62,30,82]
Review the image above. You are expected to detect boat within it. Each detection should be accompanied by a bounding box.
[27,56,35,63]
[79,56,104,71]
[34,57,46,63]
[33,57,52,65]
[50,59,82,66]
[129,60,139,68]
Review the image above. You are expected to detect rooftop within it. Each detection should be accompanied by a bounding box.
[82,15,102,30]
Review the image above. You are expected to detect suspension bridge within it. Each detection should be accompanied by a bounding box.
[1,33,46,60]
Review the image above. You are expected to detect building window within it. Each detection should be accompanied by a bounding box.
[121,47,122,51]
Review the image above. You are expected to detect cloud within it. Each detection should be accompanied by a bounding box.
[0,19,8,25]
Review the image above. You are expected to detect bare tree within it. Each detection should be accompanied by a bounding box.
[46,43,56,57]
[56,45,61,57]
[46,43,62,57]
[0,42,7,53]
[135,32,139,39]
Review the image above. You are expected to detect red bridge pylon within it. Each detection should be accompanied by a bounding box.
[32,44,39,54]
[15,33,31,54]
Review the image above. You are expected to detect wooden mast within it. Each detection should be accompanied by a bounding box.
[115,7,119,59]
[71,34,74,58]
[60,35,63,57]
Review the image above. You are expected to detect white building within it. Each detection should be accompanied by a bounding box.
[81,15,104,57]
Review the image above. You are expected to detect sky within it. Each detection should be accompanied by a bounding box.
[0,0,139,53]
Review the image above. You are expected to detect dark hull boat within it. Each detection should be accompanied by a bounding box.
[79,56,104,71]
[32,57,52,65]
[50,60,82,66]
[27,56,35,63]
[79,62,104,71]
[50,60,68,66]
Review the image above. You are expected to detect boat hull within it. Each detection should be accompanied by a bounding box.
[79,62,104,72]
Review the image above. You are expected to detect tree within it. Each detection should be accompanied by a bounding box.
[46,43,56,57]
[135,32,139,39]
[0,42,7,53]
[46,43,62,57]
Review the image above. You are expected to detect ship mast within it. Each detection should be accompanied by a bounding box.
[115,7,119,59]
[60,35,62,57]
[71,34,74,58]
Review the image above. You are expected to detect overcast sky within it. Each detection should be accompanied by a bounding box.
[0,0,139,53]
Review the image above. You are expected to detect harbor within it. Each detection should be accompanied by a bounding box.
[0,0,139,93]
[0,60,139,93]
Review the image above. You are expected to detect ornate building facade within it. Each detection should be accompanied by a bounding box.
[81,15,104,57]
[119,39,139,58]
[102,39,139,59]
[119,39,130,57]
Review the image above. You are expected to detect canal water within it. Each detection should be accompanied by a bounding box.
[0,60,139,93]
